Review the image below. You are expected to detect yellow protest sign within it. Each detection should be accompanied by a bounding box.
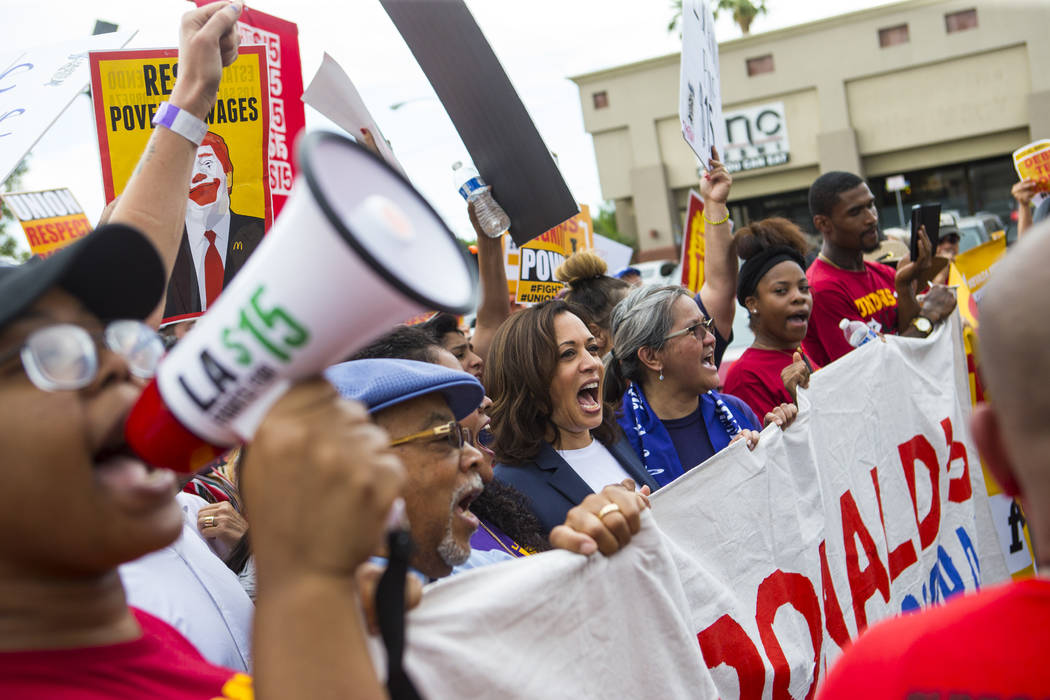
[1,188,91,257]
[514,205,594,304]
[947,241,1034,579]
[1012,139,1050,193]
[90,47,272,322]
[679,190,705,294]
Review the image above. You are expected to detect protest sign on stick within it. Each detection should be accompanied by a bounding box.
[513,206,593,304]
[192,1,306,218]
[303,53,407,178]
[0,187,91,257]
[380,0,578,246]
[1012,139,1050,197]
[679,0,725,164]
[90,46,272,323]
[679,189,705,293]
[0,32,133,185]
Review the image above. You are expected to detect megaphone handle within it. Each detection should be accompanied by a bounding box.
[377,529,424,700]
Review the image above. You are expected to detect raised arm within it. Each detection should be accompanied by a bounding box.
[469,200,511,363]
[108,1,242,326]
[696,147,736,341]
[1012,178,1037,239]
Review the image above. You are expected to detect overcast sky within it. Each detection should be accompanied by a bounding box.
[3,0,898,249]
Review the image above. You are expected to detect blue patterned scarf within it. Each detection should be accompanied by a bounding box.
[619,383,743,488]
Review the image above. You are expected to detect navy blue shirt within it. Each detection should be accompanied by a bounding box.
[662,406,717,473]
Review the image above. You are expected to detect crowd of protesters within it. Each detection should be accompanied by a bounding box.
[1,1,1049,697]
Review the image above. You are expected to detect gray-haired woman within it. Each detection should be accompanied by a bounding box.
[605,285,796,488]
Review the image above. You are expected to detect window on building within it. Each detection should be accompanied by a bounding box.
[592,91,608,109]
[746,54,774,76]
[878,24,909,47]
[945,9,978,33]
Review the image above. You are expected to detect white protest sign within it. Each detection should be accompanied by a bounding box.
[679,0,725,164]
[302,53,407,178]
[390,316,1009,698]
[592,232,634,275]
[0,32,134,185]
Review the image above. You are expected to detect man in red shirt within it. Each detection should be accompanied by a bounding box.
[802,171,956,366]
[0,4,402,698]
[820,219,1050,698]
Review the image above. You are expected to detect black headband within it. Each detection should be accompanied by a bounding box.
[736,245,807,307]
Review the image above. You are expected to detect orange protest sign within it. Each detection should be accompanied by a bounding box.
[1012,139,1050,193]
[1,188,92,257]
[513,205,594,304]
[90,47,272,322]
[679,190,705,293]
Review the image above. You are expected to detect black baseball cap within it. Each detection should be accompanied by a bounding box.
[0,223,166,330]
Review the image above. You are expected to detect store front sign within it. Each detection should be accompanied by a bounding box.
[723,101,790,173]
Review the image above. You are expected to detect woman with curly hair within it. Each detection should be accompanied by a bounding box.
[487,300,658,534]
[722,218,818,418]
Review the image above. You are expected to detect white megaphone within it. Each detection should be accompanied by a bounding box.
[126,131,477,472]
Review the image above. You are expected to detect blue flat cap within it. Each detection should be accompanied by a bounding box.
[325,358,484,421]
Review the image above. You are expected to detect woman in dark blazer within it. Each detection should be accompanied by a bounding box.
[488,300,658,535]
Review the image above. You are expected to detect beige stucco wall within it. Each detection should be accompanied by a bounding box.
[572,0,1050,257]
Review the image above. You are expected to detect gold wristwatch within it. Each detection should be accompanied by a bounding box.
[911,316,933,336]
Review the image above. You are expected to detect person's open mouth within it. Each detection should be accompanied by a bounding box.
[93,430,176,512]
[577,380,601,414]
[454,484,483,529]
[786,309,811,330]
[702,348,717,370]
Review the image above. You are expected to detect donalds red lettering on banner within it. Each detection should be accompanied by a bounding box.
[689,413,983,699]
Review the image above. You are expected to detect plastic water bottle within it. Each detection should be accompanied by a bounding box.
[452,161,510,238]
[840,318,879,348]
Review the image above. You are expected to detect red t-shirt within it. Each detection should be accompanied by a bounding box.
[722,347,819,419]
[820,578,1050,699]
[0,608,252,699]
[803,257,898,367]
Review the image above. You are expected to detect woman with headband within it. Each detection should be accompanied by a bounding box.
[606,286,796,488]
[722,218,817,418]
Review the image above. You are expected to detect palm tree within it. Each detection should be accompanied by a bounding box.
[669,0,769,36]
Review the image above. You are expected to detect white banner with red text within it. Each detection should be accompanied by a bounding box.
[386,315,1006,699]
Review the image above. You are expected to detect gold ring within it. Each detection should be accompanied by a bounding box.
[203,515,216,528]
[597,503,621,520]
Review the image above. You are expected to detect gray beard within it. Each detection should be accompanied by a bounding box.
[437,474,483,568]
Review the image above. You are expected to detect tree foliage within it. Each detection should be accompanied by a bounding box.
[669,0,769,36]
[593,201,636,253]
[0,158,32,263]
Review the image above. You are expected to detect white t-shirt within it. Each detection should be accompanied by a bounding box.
[120,492,253,672]
[557,440,632,494]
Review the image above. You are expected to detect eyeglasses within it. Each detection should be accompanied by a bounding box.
[662,316,715,343]
[390,420,474,451]
[0,320,166,392]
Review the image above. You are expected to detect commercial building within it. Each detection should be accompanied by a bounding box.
[570,0,1050,260]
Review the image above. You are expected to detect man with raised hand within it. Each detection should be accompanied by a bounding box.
[820,219,1050,697]
[802,171,956,366]
[0,4,402,698]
